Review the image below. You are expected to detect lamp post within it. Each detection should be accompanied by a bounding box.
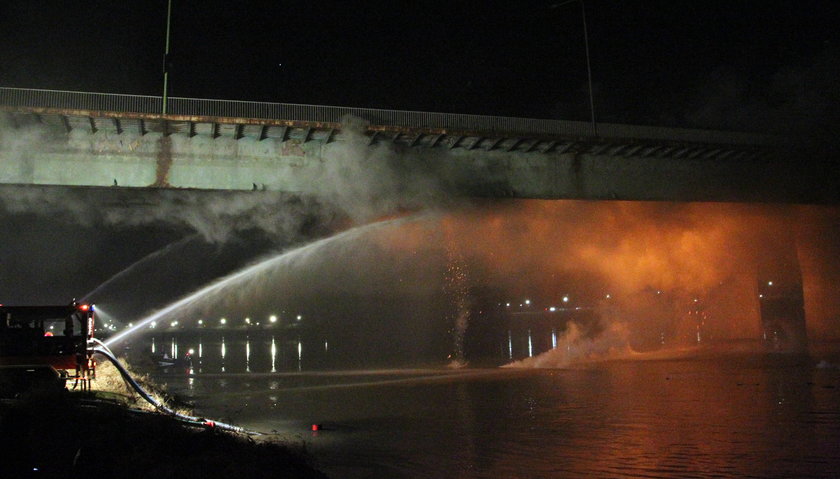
[552,0,597,136]
[162,0,173,115]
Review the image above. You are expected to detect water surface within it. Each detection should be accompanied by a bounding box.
[155,353,840,478]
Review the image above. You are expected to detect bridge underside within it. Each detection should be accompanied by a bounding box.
[0,106,835,204]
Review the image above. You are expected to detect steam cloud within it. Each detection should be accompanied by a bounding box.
[376,202,840,355]
[0,114,451,243]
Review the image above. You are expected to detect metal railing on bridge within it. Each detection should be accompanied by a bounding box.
[0,87,775,147]
[0,87,162,116]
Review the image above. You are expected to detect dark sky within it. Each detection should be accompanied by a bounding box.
[1,1,838,130]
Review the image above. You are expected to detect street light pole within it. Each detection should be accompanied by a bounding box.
[579,0,597,136]
[553,0,597,136]
[162,0,173,115]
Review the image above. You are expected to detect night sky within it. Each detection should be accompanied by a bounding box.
[1,1,838,131]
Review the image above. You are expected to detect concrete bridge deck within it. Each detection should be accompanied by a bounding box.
[0,87,831,203]
[0,87,777,159]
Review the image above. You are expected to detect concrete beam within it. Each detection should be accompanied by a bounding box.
[487,137,505,151]
[0,123,829,203]
[0,96,834,203]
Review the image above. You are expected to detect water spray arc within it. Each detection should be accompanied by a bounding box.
[81,234,199,302]
[104,216,422,347]
[442,219,470,367]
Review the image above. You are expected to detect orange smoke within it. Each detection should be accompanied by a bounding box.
[376,200,840,346]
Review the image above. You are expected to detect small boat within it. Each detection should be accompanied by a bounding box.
[153,353,192,368]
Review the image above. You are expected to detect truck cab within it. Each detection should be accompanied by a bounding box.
[0,301,95,395]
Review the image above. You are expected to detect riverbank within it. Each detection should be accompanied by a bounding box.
[0,361,328,478]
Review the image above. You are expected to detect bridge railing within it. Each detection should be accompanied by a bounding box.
[168,97,596,137]
[0,87,775,146]
[0,87,161,115]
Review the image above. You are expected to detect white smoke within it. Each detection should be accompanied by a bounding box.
[0,114,451,242]
[503,320,635,369]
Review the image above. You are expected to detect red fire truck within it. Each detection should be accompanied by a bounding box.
[0,301,96,395]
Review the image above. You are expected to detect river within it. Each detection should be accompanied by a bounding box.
[146,336,840,478]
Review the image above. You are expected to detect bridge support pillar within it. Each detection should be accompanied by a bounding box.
[756,232,807,353]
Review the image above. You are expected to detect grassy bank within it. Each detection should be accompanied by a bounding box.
[0,360,328,479]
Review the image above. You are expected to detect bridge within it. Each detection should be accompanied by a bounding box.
[0,87,833,203]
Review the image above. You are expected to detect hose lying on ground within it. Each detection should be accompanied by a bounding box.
[89,338,260,435]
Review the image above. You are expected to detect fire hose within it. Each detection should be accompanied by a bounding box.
[89,338,260,436]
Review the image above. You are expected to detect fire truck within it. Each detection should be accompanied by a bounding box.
[0,301,96,395]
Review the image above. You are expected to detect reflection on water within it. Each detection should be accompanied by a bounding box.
[527,329,533,357]
[144,327,578,374]
[147,334,328,374]
[155,355,840,479]
[271,337,277,373]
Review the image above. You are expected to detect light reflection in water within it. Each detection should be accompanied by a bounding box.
[246,339,251,373]
[297,340,302,372]
[271,337,277,373]
[151,337,156,354]
[527,329,533,357]
[221,336,226,373]
[147,325,571,375]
